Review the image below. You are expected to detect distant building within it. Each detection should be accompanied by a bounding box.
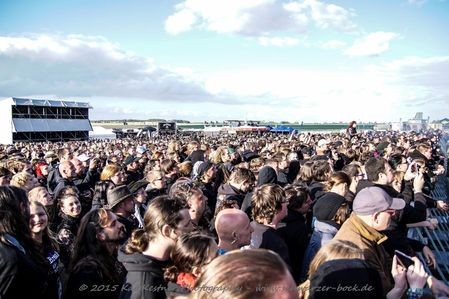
[0,97,92,144]
[391,112,429,132]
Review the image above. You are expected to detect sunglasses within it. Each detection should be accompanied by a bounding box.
[355,173,365,178]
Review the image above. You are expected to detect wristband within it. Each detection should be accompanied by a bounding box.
[406,288,424,299]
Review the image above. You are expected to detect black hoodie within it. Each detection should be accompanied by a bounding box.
[118,246,170,299]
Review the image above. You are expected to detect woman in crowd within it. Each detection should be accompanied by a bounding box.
[28,186,57,224]
[0,186,50,298]
[29,201,62,299]
[118,196,194,299]
[165,231,218,296]
[100,165,127,186]
[299,239,364,298]
[301,172,351,281]
[56,193,81,267]
[10,171,40,194]
[190,249,298,299]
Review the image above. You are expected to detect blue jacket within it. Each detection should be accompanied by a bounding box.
[300,220,338,281]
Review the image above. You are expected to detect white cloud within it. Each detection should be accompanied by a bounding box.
[259,36,300,47]
[165,9,198,35]
[0,34,235,104]
[165,0,356,37]
[321,39,346,49]
[344,32,397,56]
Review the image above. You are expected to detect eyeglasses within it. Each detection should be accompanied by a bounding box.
[382,209,396,216]
[281,199,290,204]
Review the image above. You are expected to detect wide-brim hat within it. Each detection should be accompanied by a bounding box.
[107,185,134,209]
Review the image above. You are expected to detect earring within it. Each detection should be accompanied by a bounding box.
[230,238,238,245]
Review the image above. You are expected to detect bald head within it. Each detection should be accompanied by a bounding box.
[60,161,76,180]
[216,209,250,243]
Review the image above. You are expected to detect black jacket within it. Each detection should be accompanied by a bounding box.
[277,210,309,284]
[65,256,125,299]
[216,183,246,210]
[118,246,170,299]
[0,237,48,299]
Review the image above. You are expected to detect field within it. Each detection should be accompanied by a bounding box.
[91,121,375,131]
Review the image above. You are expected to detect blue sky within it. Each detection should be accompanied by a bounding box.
[0,0,448,122]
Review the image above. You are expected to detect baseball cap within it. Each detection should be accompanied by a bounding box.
[353,187,405,216]
[318,139,330,147]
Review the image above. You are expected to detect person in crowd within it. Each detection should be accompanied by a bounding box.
[308,160,333,202]
[28,186,57,223]
[107,185,138,239]
[100,164,127,186]
[47,147,73,194]
[124,155,142,185]
[145,170,167,201]
[240,165,277,218]
[118,196,193,299]
[334,186,449,297]
[36,162,50,187]
[10,171,39,194]
[164,231,218,296]
[129,180,150,228]
[0,167,12,186]
[65,208,127,299]
[178,161,193,178]
[249,184,291,269]
[71,157,100,192]
[277,184,311,283]
[195,162,218,213]
[56,193,81,267]
[91,179,115,210]
[170,180,209,231]
[189,249,299,299]
[301,172,351,280]
[0,186,50,298]
[161,159,180,192]
[216,167,255,210]
[341,163,365,204]
[53,161,78,199]
[29,201,62,299]
[299,239,364,297]
[215,208,254,255]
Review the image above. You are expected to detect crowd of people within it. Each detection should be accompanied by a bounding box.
[1,127,449,299]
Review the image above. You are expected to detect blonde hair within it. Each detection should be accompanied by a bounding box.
[178,161,193,177]
[100,164,121,181]
[299,239,363,298]
[190,249,291,299]
[28,186,47,202]
[10,172,34,189]
[210,146,228,164]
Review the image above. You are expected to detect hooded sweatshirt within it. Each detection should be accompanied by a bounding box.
[118,246,170,299]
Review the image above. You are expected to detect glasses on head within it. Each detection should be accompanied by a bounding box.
[382,209,396,216]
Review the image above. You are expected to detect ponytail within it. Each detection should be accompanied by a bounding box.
[124,228,149,254]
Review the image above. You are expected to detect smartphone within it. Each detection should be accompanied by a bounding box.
[395,250,414,268]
